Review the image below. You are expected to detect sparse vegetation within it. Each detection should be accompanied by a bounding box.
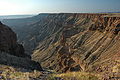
[0,65,42,80]
[47,72,100,80]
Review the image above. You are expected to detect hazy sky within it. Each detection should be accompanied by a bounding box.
[0,0,120,15]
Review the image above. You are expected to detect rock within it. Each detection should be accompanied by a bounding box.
[70,65,81,72]
[0,22,27,58]
[0,22,43,71]
[0,52,43,71]
[0,21,2,25]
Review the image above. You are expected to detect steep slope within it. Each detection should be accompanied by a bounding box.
[2,14,48,54]
[0,21,26,57]
[0,21,43,71]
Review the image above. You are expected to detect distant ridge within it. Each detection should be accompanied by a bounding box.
[99,11,120,13]
[0,15,35,20]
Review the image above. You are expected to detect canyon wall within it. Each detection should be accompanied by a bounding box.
[3,13,120,74]
[0,21,43,71]
[30,13,120,72]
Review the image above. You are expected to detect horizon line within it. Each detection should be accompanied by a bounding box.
[0,11,120,16]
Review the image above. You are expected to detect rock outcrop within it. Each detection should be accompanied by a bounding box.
[0,52,42,71]
[0,21,26,57]
[0,21,43,71]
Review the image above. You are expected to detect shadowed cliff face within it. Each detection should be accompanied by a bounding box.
[0,22,26,57]
[2,14,49,55]
[0,21,43,71]
[3,13,120,73]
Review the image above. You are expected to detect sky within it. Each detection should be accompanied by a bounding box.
[0,0,120,15]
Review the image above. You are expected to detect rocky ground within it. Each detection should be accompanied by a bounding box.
[0,65,42,80]
[0,65,99,80]
[89,56,120,80]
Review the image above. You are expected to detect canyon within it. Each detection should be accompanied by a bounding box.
[1,13,120,79]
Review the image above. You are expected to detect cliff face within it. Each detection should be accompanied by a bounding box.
[0,21,26,57]
[0,21,43,71]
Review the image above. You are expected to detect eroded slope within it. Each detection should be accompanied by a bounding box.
[31,14,120,73]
